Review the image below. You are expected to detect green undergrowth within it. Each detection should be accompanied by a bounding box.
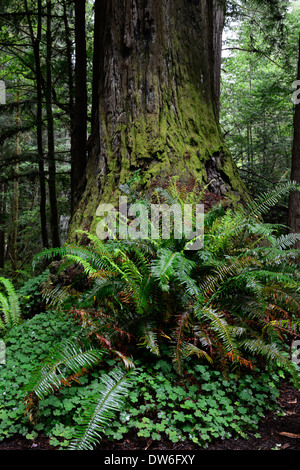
[0,311,81,442]
[1,182,299,450]
[104,354,283,447]
[0,310,289,449]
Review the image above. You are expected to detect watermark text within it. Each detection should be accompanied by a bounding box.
[0,341,6,365]
[96,197,204,250]
[292,80,300,105]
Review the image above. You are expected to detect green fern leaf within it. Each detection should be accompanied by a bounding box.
[69,367,136,450]
[276,233,300,250]
[196,305,238,355]
[182,342,213,364]
[26,340,103,400]
[151,249,179,291]
[198,257,260,297]
[137,321,160,356]
[242,181,300,219]
[0,277,21,328]
[241,338,299,386]
[0,292,10,327]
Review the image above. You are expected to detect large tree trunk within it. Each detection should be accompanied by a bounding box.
[288,33,300,250]
[69,0,248,237]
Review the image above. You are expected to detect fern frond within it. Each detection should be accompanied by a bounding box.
[112,351,136,369]
[241,338,299,385]
[271,233,300,251]
[41,284,72,307]
[242,181,300,219]
[25,340,103,400]
[181,342,213,364]
[120,238,159,256]
[172,312,190,374]
[137,321,160,356]
[173,255,199,297]
[119,253,143,284]
[204,183,300,254]
[34,245,106,273]
[195,306,238,355]
[151,249,178,292]
[269,319,300,336]
[239,272,265,297]
[154,186,178,206]
[251,269,298,289]
[33,246,64,269]
[0,277,21,328]
[128,245,151,277]
[264,286,300,315]
[204,204,226,228]
[0,292,10,327]
[69,367,136,450]
[199,257,260,298]
[246,245,300,265]
[64,254,98,278]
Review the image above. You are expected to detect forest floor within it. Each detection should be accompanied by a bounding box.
[0,383,299,452]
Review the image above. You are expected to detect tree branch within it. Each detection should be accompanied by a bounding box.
[222,47,284,69]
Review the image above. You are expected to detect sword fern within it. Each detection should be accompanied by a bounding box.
[0,277,22,330]
[69,367,136,451]
[24,340,104,423]
[31,181,300,377]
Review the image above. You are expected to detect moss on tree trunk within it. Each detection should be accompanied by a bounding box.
[68,0,248,240]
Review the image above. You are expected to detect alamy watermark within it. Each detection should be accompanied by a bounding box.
[0,341,6,365]
[292,340,300,366]
[0,80,6,105]
[292,80,300,105]
[96,196,204,250]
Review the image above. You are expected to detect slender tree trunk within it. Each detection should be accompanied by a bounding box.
[71,0,87,214]
[288,33,300,249]
[37,93,49,249]
[11,167,19,272]
[24,0,49,248]
[0,86,5,268]
[0,176,5,269]
[36,0,49,248]
[62,0,75,217]
[69,0,248,238]
[63,1,74,112]
[10,88,21,272]
[46,0,60,248]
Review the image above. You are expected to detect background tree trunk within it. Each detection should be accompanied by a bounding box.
[27,0,49,248]
[9,88,21,272]
[46,0,60,248]
[0,80,6,268]
[71,0,87,214]
[62,0,75,218]
[288,33,300,250]
[213,0,225,117]
[69,0,248,237]
[0,180,6,269]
